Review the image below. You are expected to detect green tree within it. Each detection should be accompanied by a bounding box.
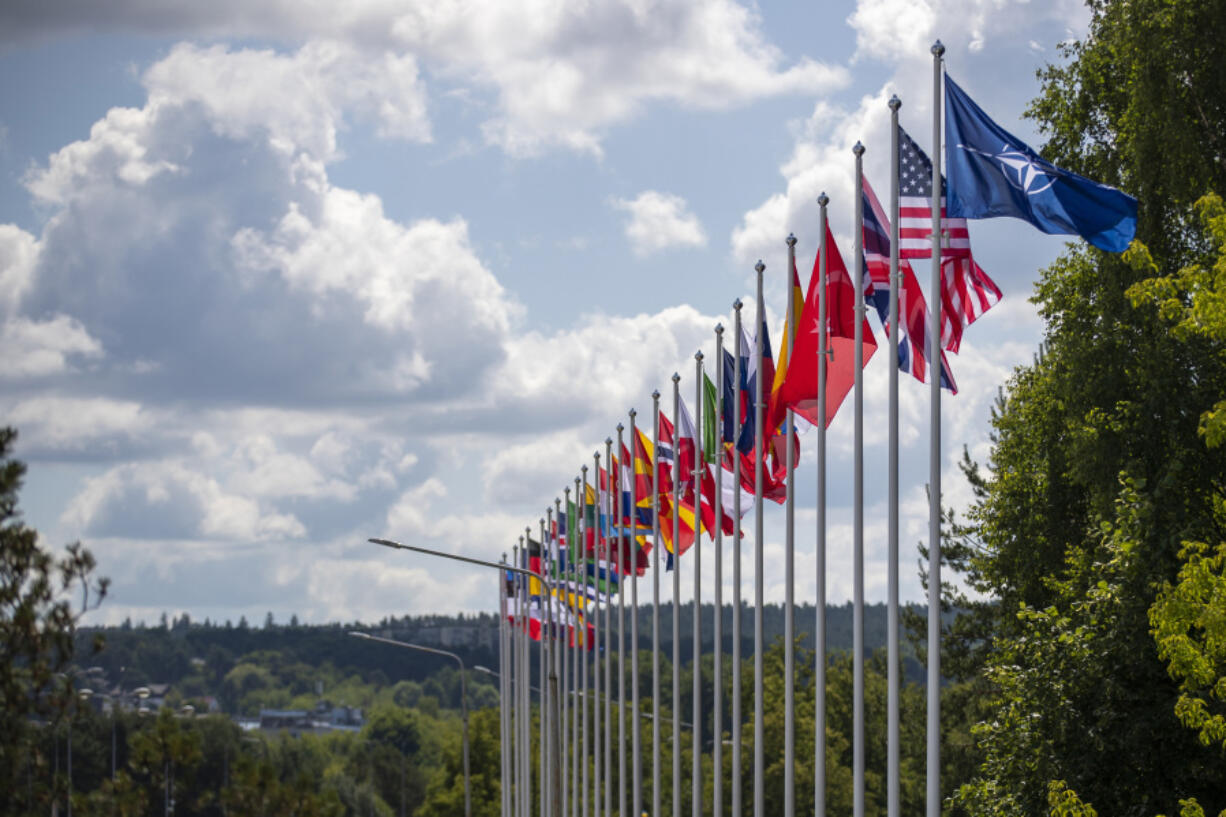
[0,427,108,816]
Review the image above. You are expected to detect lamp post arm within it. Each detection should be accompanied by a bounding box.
[370,538,555,595]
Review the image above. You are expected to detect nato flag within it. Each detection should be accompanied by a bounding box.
[944,74,1137,252]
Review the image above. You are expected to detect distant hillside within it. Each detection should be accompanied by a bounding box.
[76,602,934,696]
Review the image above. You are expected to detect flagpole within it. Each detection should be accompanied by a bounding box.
[852,141,867,817]
[783,233,797,817]
[579,472,591,817]
[928,39,945,817]
[651,390,662,817]
[516,539,529,817]
[712,324,725,817]
[541,518,554,817]
[887,93,902,817]
[816,193,830,817]
[615,424,628,817]
[692,349,705,817]
[566,486,579,817]
[592,452,604,817]
[671,371,682,817]
[601,440,613,817]
[539,517,554,814]
[629,408,643,817]
[500,556,511,817]
[553,501,567,817]
[752,259,766,817]
[731,299,744,817]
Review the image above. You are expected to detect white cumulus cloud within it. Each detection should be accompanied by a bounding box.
[613,191,708,256]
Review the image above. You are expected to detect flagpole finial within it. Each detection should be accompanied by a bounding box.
[931,40,945,57]
[889,95,901,112]
[853,141,865,156]
[605,437,612,446]
[818,192,829,207]
[734,298,743,311]
[616,423,624,433]
[715,323,724,336]
[652,389,660,400]
[582,465,588,474]
[786,233,797,248]
[629,408,637,419]
[695,350,704,362]
[672,373,681,383]
[755,260,765,275]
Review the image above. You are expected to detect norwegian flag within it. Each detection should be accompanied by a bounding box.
[898,127,971,259]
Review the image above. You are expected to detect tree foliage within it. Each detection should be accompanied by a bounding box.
[0,428,108,815]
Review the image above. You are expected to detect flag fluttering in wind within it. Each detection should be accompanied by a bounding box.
[862,175,959,392]
[944,73,1137,253]
[773,226,877,430]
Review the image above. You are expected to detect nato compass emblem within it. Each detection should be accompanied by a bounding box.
[958,143,1061,195]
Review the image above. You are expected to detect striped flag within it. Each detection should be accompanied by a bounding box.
[940,256,1002,353]
[898,126,971,259]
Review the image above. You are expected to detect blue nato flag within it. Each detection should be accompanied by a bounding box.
[944,74,1137,253]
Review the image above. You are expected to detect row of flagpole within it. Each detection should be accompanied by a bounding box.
[494,44,954,817]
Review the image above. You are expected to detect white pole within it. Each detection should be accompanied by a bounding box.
[928,39,945,817]
[816,193,830,817]
[752,260,766,817]
[671,372,682,817]
[652,391,663,817]
[852,141,867,817]
[887,93,902,817]
[692,350,704,817]
[629,409,643,817]
[580,473,591,817]
[601,439,612,817]
[731,299,745,817]
[784,233,798,817]
[616,425,628,817]
[713,324,725,817]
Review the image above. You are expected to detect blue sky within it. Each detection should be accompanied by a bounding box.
[1,0,1089,625]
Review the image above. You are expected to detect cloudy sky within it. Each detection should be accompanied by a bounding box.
[2,0,1088,626]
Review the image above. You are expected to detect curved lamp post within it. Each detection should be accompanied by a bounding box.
[369,537,562,817]
[349,631,471,817]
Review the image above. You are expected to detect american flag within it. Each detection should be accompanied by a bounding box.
[898,127,971,259]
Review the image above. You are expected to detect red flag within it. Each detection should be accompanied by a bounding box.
[940,256,1002,352]
[774,226,878,429]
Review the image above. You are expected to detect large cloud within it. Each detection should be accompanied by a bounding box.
[1,0,846,157]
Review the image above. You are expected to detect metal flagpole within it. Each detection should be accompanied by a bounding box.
[567,485,581,817]
[671,371,682,817]
[514,540,523,817]
[784,233,797,817]
[517,539,529,817]
[852,142,867,817]
[928,40,945,817]
[501,557,512,817]
[580,472,591,817]
[731,299,745,817]
[693,350,705,817]
[713,324,725,817]
[616,424,628,817]
[601,440,613,817]
[652,390,663,817]
[629,408,643,817]
[553,501,568,817]
[531,525,546,817]
[887,93,902,817]
[539,519,551,817]
[816,194,830,817]
[525,536,534,817]
[591,452,604,817]
[752,260,766,817]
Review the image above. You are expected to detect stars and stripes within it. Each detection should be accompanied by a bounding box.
[898,127,971,259]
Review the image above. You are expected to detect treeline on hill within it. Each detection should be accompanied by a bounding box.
[73,601,932,712]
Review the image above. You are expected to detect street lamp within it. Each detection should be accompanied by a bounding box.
[349,631,472,817]
[369,537,563,817]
